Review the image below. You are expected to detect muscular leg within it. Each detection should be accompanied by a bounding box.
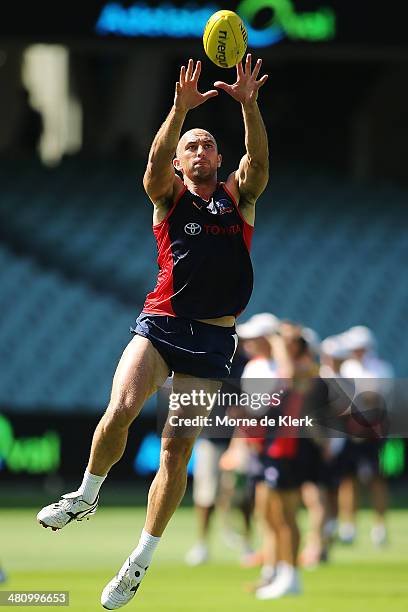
[37,334,170,534]
[100,372,222,609]
[88,335,169,476]
[144,374,221,537]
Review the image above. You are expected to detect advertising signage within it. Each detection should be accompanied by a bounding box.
[0,1,406,48]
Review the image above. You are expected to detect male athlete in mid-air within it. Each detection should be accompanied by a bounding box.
[37,54,269,609]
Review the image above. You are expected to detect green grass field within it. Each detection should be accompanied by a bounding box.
[2,506,408,611]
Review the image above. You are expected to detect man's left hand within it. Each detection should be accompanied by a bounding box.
[214,54,268,107]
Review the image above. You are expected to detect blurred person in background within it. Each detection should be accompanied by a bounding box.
[185,345,249,567]
[255,321,328,599]
[337,326,394,546]
[277,325,332,571]
[292,326,330,568]
[320,335,350,378]
[317,335,352,552]
[233,313,280,581]
[185,436,229,566]
[217,423,255,562]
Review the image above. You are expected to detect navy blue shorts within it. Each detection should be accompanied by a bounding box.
[130,312,238,379]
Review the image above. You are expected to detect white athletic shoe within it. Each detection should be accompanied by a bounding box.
[256,566,302,600]
[37,492,99,531]
[101,557,148,610]
[185,543,209,566]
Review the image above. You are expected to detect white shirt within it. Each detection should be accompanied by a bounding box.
[240,357,280,411]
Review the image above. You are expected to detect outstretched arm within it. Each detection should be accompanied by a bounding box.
[215,54,269,206]
[143,59,218,207]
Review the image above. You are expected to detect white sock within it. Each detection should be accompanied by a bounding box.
[77,469,106,503]
[277,561,295,578]
[129,529,161,569]
[261,564,276,581]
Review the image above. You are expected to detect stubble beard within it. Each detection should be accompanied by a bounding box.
[190,164,216,183]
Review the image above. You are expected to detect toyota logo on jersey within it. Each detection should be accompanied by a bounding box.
[184,222,202,235]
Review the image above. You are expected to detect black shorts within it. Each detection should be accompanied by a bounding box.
[335,439,382,481]
[297,439,330,487]
[260,454,301,491]
[131,312,238,379]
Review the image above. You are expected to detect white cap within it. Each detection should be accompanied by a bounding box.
[302,327,321,352]
[342,326,376,352]
[320,335,350,360]
[237,313,280,339]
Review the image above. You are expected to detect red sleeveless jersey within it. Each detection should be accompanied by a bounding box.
[143,183,254,319]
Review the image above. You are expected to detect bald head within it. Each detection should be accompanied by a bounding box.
[176,129,218,158]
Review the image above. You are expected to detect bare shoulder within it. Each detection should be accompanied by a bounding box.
[224,172,255,226]
[152,174,185,225]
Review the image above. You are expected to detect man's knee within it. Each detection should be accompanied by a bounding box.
[160,438,194,473]
[104,393,142,430]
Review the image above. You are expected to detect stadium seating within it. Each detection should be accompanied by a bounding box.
[0,160,406,410]
[0,242,134,410]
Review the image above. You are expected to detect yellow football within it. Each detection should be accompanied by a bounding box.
[203,10,248,69]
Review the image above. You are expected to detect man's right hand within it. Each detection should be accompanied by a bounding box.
[174,59,218,113]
